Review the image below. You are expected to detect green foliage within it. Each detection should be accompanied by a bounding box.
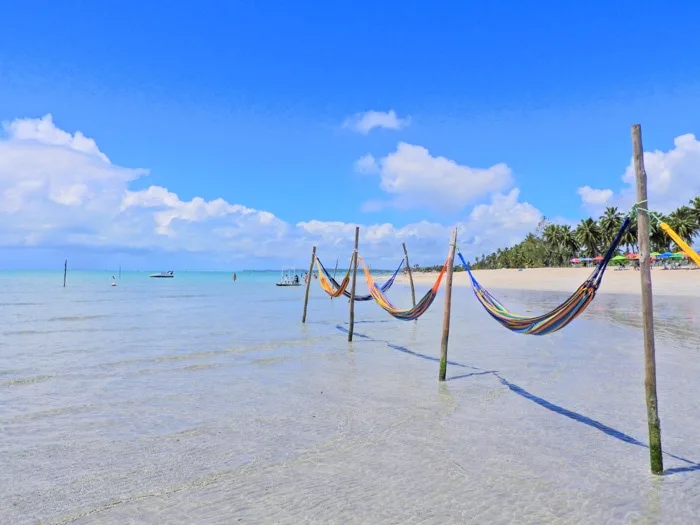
[461,202,700,270]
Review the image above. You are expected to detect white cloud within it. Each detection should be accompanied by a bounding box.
[0,115,146,248]
[0,115,287,256]
[468,188,542,231]
[0,114,543,268]
[356,142,512,212]
[297,190,542,265]
[577,186,613,208]
[4,113,110,163]
[577,133,700,214]
[342,110,410,134]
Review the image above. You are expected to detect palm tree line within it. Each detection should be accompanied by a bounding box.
[465,197,700,270]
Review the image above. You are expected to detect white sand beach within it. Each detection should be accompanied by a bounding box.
[400,266,700,297]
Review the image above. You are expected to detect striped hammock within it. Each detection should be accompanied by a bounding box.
[316,256,352,298]
[359,255,447,321]
[460,217,630,335]
[316,257,404,301]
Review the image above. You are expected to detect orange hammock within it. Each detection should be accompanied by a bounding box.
[316,255,353,298]
[359,255,447,320]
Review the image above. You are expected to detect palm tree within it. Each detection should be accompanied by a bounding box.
[667,206,697,247]
[621,214,638,253]
[542,224,563,266]
[560,225,580,258]
[464,196,700,270]
[689,197,700,229]
[599,206,623,248]
[575,218,601,257]
[648,211,670,252]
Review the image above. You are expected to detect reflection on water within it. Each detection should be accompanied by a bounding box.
[1,273,699,524]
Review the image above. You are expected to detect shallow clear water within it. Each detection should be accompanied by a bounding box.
[1,271,699,524]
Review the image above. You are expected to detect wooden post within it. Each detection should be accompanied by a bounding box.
[301,246,316,323]
[348,227,360,342]
[402,242,416,307]
[63,260,67,288]
[632,123,663,475]
[439,229,458,381]
[333,258,339,279]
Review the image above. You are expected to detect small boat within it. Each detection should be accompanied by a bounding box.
[276,268,302,287]
[149,270,174,278]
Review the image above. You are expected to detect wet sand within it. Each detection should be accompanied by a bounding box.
[400,266,700,296]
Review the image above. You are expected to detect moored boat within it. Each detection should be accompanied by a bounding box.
[149,270,174,278]
[276,268,302,286]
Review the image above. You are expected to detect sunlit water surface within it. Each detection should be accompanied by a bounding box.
[1,271,699,524]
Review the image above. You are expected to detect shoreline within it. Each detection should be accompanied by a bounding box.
[397,266,700,297]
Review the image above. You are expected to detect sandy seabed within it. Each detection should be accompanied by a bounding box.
[2,271,700,524]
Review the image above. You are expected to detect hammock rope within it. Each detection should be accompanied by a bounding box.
[316,256,404,301]
[460,216,631,335]
[316,255,353,298]
[359,255,447,321]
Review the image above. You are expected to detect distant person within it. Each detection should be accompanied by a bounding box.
[233,272,237,282]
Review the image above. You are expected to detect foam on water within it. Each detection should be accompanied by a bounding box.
[1,271,699,524]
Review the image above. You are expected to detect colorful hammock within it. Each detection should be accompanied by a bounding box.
[659,222,700,266]
[359,255,447,321]
[460,217,630,335]
[316,255,353,298]
[316,257,404,301]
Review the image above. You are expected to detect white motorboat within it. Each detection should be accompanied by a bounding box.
[149,270,174,278]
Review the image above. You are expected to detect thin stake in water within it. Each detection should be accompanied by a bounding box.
[439,229,458,381]
[632,123,663,475]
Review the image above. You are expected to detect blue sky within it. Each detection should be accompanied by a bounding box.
[1,1,700,270]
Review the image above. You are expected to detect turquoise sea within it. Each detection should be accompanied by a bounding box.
[1,270,700,524]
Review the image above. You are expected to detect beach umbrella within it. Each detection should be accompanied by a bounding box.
[592,255,604,261]
[610,255,627,265]
[651,252,661,257]
[626,253,639,260]
[670,253,685,259]
[570,258,580,263]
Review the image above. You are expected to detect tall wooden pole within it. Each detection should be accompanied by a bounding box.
[333,258,339,279]
[63,260,67,288]
[402,242,416,307]
[348,227,360,342]
[301,246,316,323]
[632,123,663,475]
[439,229,458,381]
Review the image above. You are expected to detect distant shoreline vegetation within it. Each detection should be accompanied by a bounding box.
[416,198,700,272]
